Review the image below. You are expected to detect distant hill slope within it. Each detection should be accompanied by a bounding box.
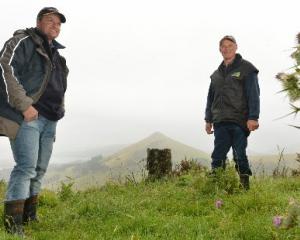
[44,132,210,189]
[1,132,298,190]
[103,132,209,168]
[250,153,298,175]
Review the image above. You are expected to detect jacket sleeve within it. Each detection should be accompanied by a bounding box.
[0,35,33,112]
[205,83,214,123]
[245,72,260,120]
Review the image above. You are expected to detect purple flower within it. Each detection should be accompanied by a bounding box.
[273,216,283,227]
[215,199,223,208]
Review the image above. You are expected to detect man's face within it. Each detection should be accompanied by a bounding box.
[37,14,61,41]
[219,39,237,61]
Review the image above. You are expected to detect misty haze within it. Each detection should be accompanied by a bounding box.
[1,0,300,174]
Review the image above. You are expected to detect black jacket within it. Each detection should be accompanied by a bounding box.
[0,27,68,138]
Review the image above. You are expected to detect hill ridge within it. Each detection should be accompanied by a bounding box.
[103,132,209,168]
[44,132,210,189]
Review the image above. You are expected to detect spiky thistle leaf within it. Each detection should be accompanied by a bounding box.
[276,32,300,127]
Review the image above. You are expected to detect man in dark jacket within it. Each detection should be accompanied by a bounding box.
[0,7,68,236]
[205,35,260,190]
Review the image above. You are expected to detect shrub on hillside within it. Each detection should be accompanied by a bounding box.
[291,153,300,176]
[194,165,240,195]
[272,147,290,177]
[172,158,207,176]
[58,180,75,201]
[39,190,59,207]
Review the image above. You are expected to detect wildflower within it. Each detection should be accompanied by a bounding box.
[273,216,283,227]
[215,199,223,209]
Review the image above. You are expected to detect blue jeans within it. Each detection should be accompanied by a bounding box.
[6,115,57,201]
[211,122,252,175]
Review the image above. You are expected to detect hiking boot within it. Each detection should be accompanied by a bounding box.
[239,174,250,190]
[23,195,39,224]
[4,200,25,237]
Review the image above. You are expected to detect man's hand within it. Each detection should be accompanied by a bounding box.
[23,106,38,122]
[247,120,259,131]
[205,122,214,134]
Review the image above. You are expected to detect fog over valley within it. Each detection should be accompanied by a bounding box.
[1,0,300,169]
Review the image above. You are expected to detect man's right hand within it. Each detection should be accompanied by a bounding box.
[205,122,214,134]
[23,106,38,122]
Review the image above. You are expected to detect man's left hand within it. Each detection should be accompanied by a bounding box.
[247,120,259,131]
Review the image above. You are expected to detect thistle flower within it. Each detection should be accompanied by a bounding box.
[215,199,223,208]
[273,216,283,227]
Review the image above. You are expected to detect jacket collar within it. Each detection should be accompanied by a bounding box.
[24,27,65,49]
[218,53,242,76]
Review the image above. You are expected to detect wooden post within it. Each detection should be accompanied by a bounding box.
[146,148,172,179]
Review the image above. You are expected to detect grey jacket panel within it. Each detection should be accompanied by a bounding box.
[0,116,19,138]
[0,34,33,112]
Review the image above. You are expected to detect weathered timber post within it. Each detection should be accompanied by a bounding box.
[146,148,172,179]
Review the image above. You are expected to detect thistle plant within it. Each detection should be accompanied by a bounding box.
[276,32,300,128]
[215,199,223,209]
[273,198,300,229]
[282,198,300,228]
[273,215,283,228]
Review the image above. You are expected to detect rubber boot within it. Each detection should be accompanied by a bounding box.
[3,200,25,237]
[239,174,250,190]
[23,195,38,224]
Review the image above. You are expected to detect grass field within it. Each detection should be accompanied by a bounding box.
[0,166,300,240]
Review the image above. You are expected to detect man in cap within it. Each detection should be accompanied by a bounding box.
[0,7,68,236]
[204,35,260,190]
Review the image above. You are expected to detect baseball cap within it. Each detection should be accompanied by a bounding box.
[37,7,66,23]
[219,35,236,46]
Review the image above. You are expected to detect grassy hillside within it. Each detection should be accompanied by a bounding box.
[1,167,300,239]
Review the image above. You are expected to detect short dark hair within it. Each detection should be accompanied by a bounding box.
[37,7,66,23]
[219,35,236,46]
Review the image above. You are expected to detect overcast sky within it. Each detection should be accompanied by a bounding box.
[1,0,300,167]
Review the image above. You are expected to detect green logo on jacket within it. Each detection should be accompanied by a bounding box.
[231,72,241,78]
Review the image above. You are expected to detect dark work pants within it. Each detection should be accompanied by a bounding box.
[211,122,252,175]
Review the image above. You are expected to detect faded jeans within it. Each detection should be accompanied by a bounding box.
[211,122,252,175]
[6,115,57,201]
